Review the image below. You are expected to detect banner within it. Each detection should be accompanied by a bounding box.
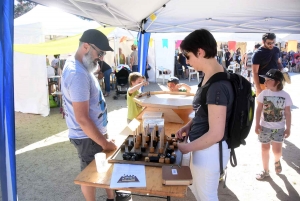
[162,39,168,48]
[287,40,298,52]
[175,40,182,49]
[149,38,154,47]
[228,41,236,52]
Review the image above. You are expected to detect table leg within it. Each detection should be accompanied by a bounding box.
[167,196,171,201]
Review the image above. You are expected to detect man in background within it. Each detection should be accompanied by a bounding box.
[252,33,283,96]
[51,54,60,75]
[130,44,138,72]
[244,44,260,83]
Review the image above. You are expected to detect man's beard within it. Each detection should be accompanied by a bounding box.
[82,50,98,73]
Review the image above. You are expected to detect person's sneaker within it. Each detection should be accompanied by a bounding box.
[115,191,132,201]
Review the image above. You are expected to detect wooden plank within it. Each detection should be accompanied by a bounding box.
[74,161,188,198]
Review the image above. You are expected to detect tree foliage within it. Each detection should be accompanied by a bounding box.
[14,0,37,19]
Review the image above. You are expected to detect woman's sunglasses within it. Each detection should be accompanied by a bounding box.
[182,50,190,60]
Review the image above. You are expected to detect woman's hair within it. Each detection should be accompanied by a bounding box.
[131,44,137,50]
[128,72,144,86]
[180,29,217,59]
[262,33,276,42]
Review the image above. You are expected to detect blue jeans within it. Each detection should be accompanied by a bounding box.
[104,68,112,93]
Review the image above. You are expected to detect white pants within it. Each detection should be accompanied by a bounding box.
[190,141,230,201]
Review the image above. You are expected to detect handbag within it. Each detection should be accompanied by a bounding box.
[282,68,291,84]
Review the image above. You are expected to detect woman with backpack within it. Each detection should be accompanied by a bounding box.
[176,29,234,201]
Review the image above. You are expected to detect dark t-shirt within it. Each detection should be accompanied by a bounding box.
[252,46,280,84]
[189,80,234,142]
[98,61,111,73]
[225,52,232,61]
[178,53,187,66]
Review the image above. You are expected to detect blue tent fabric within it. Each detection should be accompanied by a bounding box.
[0,0,17,200]
[137,32,151,76]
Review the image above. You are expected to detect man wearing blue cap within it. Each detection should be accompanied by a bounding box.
[61,29,130,201]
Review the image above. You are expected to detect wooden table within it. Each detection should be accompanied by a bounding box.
[134,91,194,124]
[74,109,193,200]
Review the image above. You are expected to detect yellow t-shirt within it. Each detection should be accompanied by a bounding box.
[127,90,142,120]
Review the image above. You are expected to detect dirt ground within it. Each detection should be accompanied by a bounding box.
[5,74,300,201]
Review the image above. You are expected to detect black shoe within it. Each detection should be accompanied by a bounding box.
[115,191,132,201]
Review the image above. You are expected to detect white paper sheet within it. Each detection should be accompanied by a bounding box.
[110,164,146,188]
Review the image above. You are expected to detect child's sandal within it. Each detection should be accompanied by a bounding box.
[275,160,282,174]
[256,170,270,180]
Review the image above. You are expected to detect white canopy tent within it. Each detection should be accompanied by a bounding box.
[13,2,300,116]
[29,0,300,82]
[14,5,100,116]
[28,0,300,34]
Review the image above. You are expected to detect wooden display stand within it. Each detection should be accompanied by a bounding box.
[74,112,194,199]
[109,118,182,167]
[134,91,194,124]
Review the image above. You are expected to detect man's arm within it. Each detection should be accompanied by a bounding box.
[277,58,283,71]
[72,101,116,151]
[252,64,261,95]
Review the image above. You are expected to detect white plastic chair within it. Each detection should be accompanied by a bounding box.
[156,66,171,84]
[228,63,240,73]
[188,66,199,82]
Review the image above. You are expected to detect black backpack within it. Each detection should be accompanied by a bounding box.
[200,71,255,172]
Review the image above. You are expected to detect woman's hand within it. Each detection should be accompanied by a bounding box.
[176,124,190,140]
[177,142,190,154]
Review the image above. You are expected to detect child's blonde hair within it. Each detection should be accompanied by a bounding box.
[128,72,145,86]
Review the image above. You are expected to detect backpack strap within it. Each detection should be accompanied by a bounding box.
[230,149,237,167]
[219,141,223,176]
[200,72,230,113]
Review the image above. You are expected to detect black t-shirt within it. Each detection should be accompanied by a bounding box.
[252,46,280,84]
[98,61,111,73]
[178,53,187,66]
[189,80,234,142]
[225,52,232,61]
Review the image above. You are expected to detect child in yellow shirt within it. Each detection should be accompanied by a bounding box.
[127,72,148,122]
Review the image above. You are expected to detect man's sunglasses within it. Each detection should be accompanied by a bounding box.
[89,43,106,57]
[265,41,275,46]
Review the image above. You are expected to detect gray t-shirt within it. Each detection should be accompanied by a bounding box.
[130,50,138,65]
[189,80,234,142]
[61,57,108,139]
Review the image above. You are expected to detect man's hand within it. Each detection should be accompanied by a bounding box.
[103,139,117,151]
